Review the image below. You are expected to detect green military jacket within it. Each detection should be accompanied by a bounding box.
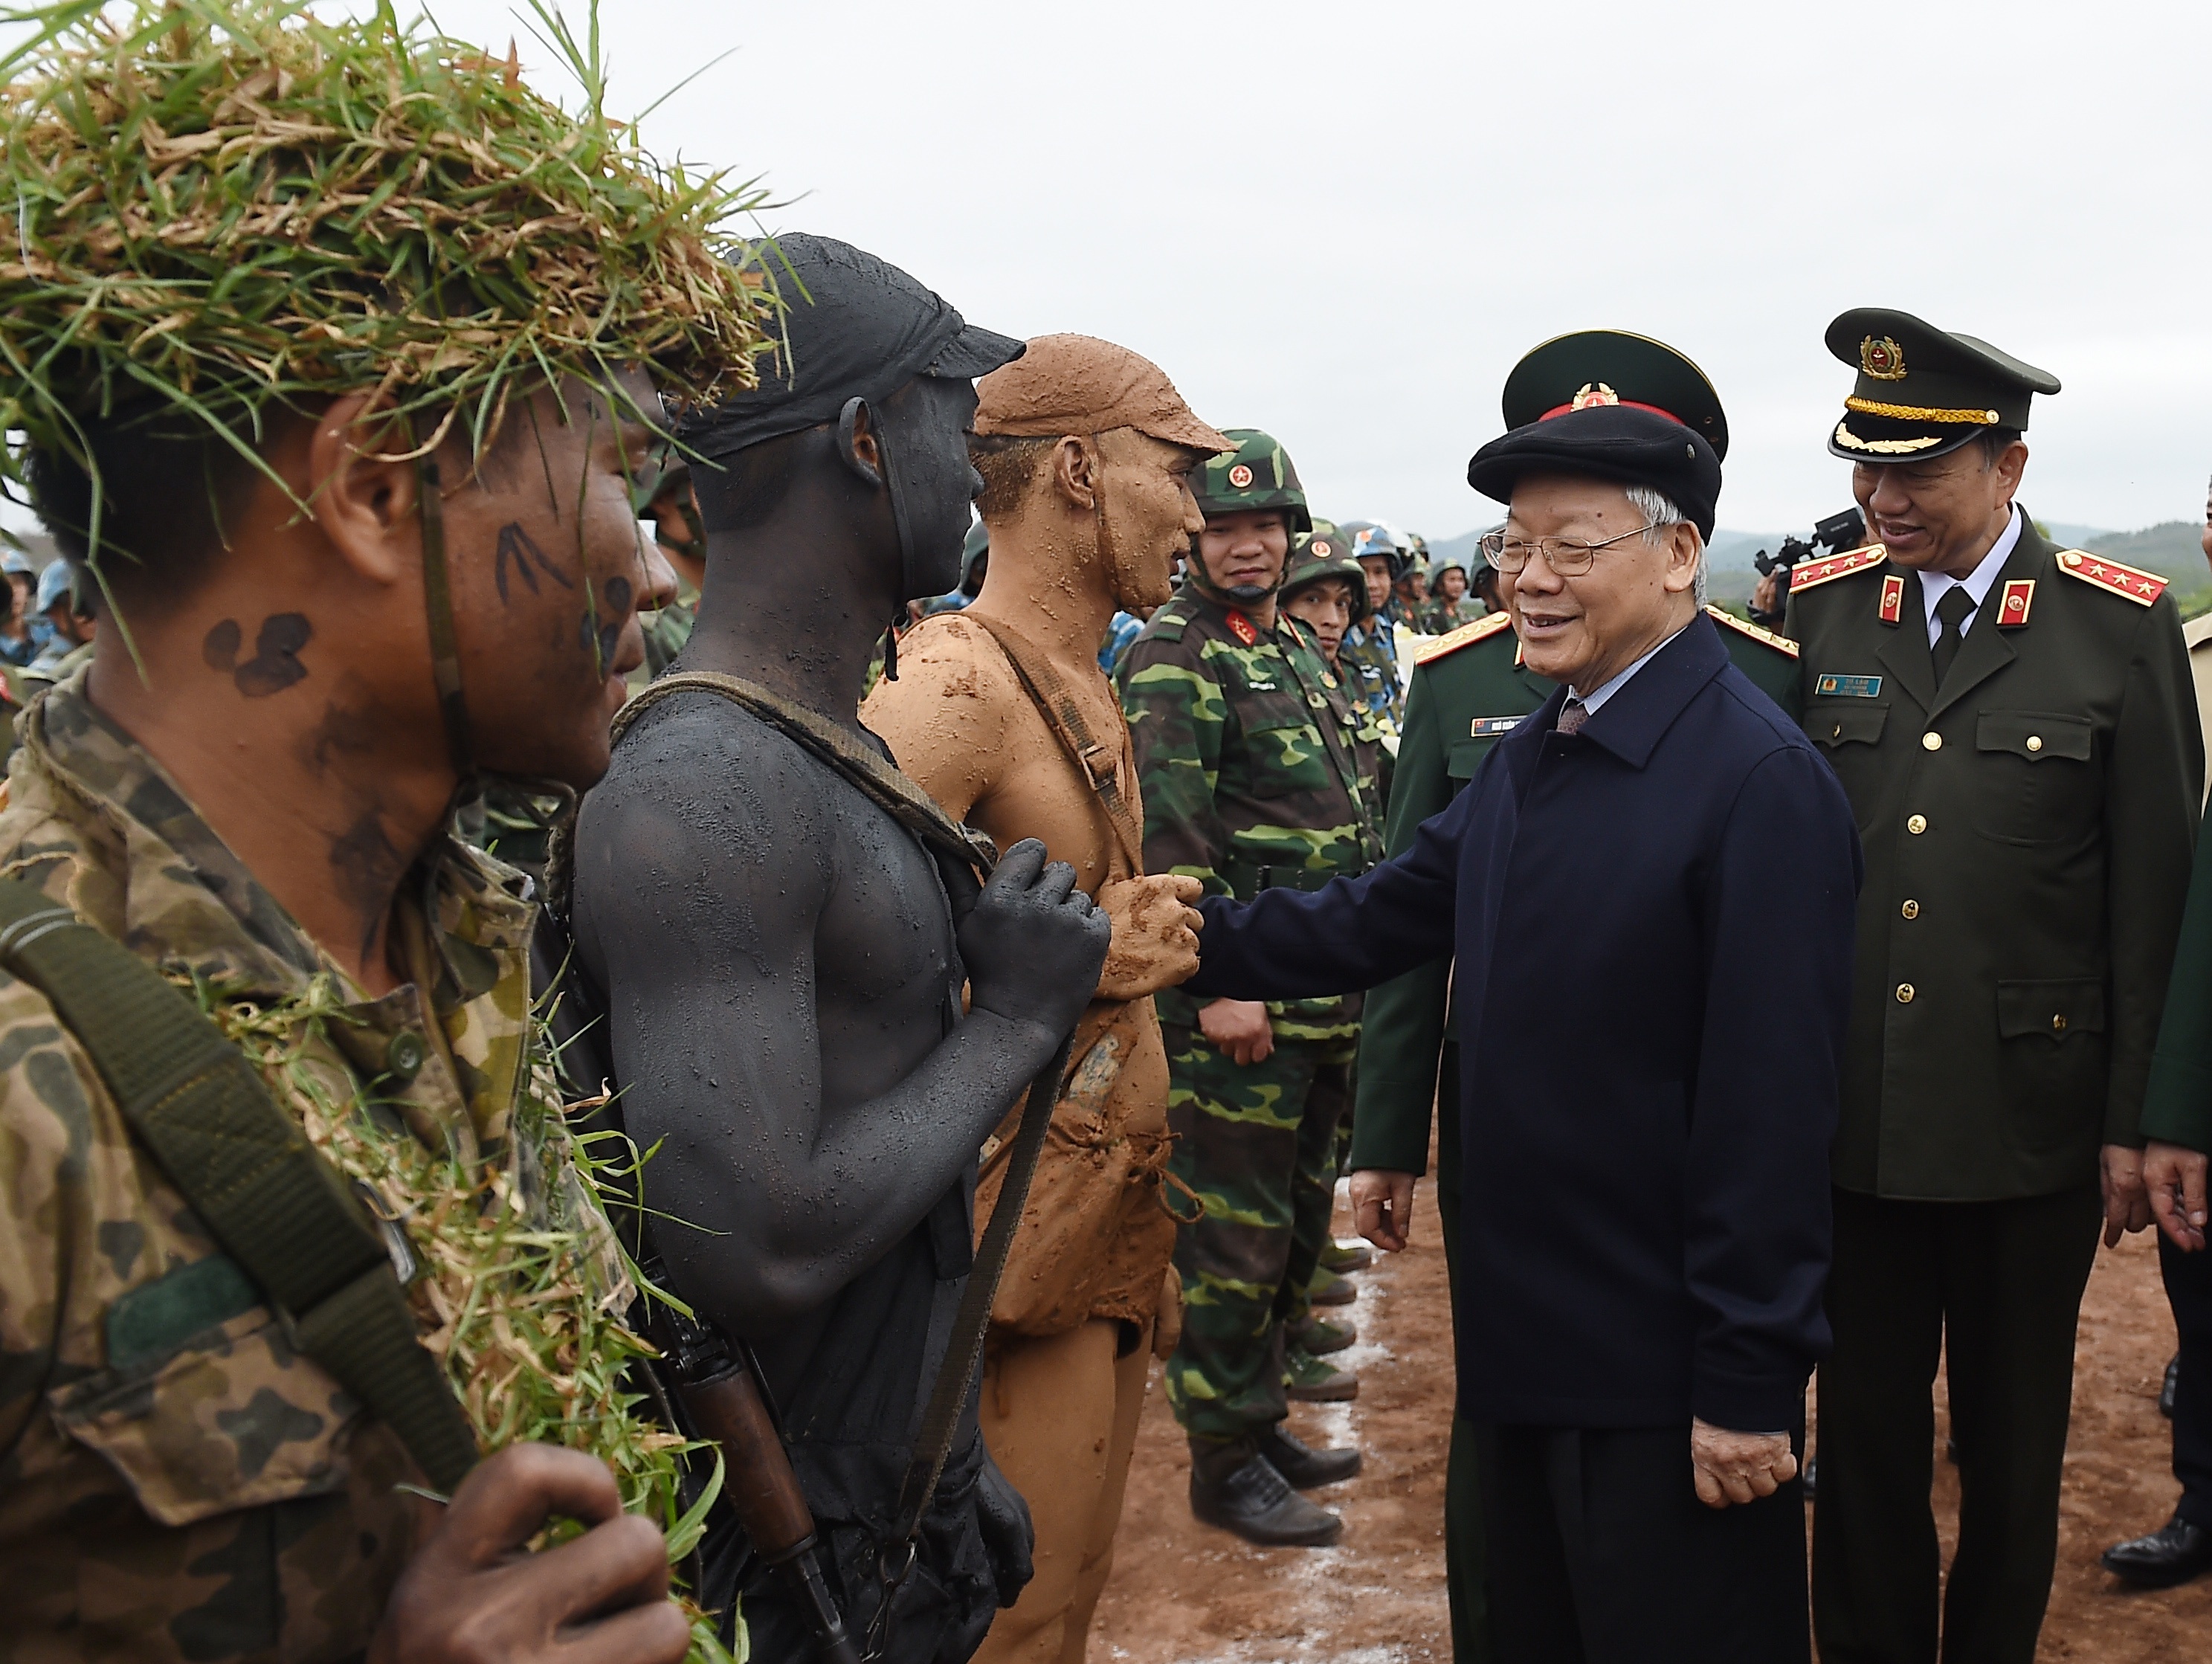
[1119,584,1383,1040]
[1782,515,2201,1199]
[1350,606,1803,1174]
[0,673,622,1662]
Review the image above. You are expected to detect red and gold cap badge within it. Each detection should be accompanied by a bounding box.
[1859,336,1907,381]
[1570,382,1621,412]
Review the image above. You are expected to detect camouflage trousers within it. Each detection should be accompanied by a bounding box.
[1161,1023,1355,1442]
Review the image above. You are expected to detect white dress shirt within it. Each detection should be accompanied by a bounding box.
[1918,506,2022,648]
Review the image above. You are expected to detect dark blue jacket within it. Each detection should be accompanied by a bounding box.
[1187,615,1862,1430]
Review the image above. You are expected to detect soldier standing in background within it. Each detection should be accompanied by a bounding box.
[1339,520,1410,730]
[1118,430,1381,1547]
[1783,310,2200,1664]
[1348,329,1791,1664]
[1419,551,1482,634]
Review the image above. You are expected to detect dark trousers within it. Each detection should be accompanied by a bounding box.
[1435,1042,1492,1663]
[2162,1231,2212,1529]
[1812,1185,2100,1664]
[1474,1422,1810,1664]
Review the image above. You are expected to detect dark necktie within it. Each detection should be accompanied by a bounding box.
[1557,697,1590,736]
[1932,586,1976,686]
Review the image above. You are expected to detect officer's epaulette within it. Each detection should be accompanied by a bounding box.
[1787,543,1888,595]
[1412,610,1514,668]
[2055,548,2169,607]
[1703,604,1799,659]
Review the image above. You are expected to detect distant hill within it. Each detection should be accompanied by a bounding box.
[2070,520,2203,579]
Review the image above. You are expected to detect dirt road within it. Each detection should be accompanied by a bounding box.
[1092,1191,2211,1663]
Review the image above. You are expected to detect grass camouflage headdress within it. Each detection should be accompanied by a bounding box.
[0,0,776,552]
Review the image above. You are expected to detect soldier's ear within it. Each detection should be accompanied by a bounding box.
[1051,434,1098,512]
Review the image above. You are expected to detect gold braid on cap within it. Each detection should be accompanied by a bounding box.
[1844,396,2002,425]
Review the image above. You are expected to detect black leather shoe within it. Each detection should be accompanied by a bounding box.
[2103,1515,2212,1588]
[2162,1353,2180,1419]
[1189,1439,1344,1547]
[1257,1423,1362,1489]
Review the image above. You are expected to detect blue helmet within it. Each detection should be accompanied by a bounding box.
[35,560,75,614]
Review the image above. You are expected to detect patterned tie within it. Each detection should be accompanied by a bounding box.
[1932,586,1976,686]
[1557,697,1590,736]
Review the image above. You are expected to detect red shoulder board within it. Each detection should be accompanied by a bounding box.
[1226,610,1260,645]
[1996,578,2034,627]
[1877,573,1905,626]
[2056,549,2167,607]
[1790,543,1889,594]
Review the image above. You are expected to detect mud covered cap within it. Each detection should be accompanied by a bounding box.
[684,233,1023,459]
[973,334,1232,453]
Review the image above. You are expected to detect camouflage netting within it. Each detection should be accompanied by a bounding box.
[0,0,776,526]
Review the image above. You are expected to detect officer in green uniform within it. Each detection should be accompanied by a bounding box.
[1118,430,1383,1548]
[1781,309,2201,1664]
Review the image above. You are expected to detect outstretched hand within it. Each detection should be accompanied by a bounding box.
[959,839,1112,1037]
[369,1443,689,1664]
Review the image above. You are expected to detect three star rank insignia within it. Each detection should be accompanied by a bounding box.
[1227,610,1260,645]
[1996,579,2034,627]
[1790,543,1889,594]
[2056,549,2167,607]
[1877,573,1905,625]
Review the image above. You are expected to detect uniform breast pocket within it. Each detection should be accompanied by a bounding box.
[1973,711,2099,846]
[1808,703,1889,827]
[1447,735,1496,782]
[1241,693,1333,799]
[51,1296,358,1526]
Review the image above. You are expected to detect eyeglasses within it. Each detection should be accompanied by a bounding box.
[1479,521,1656,577]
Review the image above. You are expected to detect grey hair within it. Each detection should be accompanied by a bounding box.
[1625,484,1708,608]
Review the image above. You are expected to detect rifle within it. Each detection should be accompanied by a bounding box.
[643,1278,863,1664]
[1750,508,1866,627]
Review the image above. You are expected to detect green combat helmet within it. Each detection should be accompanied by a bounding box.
[1191,428,1314,534]
[1280,531,1373,626]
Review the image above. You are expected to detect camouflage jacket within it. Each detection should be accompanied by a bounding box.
[0,674,554,1663]
[1418,597,1483,636]
[1118,587,1381,1039]
[1338,610,1404,732]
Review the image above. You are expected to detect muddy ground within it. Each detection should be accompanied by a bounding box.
[1091,1187,2211,1663]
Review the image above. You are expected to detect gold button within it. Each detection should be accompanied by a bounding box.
[1897,984,1915,1004]
[2052,1013,2067,1033]
[1922,732,1942,751]
[1901,899,1919,919]
[2026,735,2042,752]
[1907,814,1928,835]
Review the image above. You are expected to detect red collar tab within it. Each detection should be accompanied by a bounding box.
[1996,578,2035,627]
[1226,610,1260,645]
[1877,573,1905,625]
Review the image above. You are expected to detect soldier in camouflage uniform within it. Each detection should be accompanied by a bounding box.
[1117,430,1383,1548]
[1419,551,1483,634]
[0,6,765,1660]
[1338,520,1410,732]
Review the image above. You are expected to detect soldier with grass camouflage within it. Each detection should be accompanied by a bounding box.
[0,4,768,1660]
[1117,429,1382,1548]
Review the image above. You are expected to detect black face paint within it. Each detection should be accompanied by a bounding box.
[494,522,576,604]
[329,807,403,961]
[872,377,984,602]
[204,614,311,697]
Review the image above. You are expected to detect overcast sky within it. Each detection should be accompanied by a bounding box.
[24,0,2212,542]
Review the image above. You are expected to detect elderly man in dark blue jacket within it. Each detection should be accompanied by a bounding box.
[1184,358,1863,1663]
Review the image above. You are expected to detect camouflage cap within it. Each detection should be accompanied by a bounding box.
[1279,532,1373,625]
[1192,428,1313,533]
[973,334,1232,452]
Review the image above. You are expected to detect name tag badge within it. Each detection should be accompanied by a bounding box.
[1815,674,1883,699]
[1470,716,1521,737]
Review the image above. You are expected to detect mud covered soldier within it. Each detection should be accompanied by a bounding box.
[0,4,772,1660]
[1117,429,1381,1547]
[573,237,1114,1664]
[1782,310,2202,1664]
[862,334,1220,1664]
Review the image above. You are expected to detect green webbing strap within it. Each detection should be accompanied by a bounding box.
[0,877,479,1494]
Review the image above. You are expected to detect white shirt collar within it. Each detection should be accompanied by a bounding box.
[1570,620,1690,717]
[1918,506,2022,646]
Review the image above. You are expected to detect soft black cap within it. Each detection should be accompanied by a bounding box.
[1467,405,1721,540]
[1500,329,1728,461]
[683,233,1024,459]
[1825,307,2059,462]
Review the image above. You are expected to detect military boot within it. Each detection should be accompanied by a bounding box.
[1320,1238,1373,1273]
[1257,1422,1362,1488]
[1290,1312,1357,1355]
[1285,1344,1358,1402]
[1188,1436,1344,1547]
[1309,1270,1358,1307]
